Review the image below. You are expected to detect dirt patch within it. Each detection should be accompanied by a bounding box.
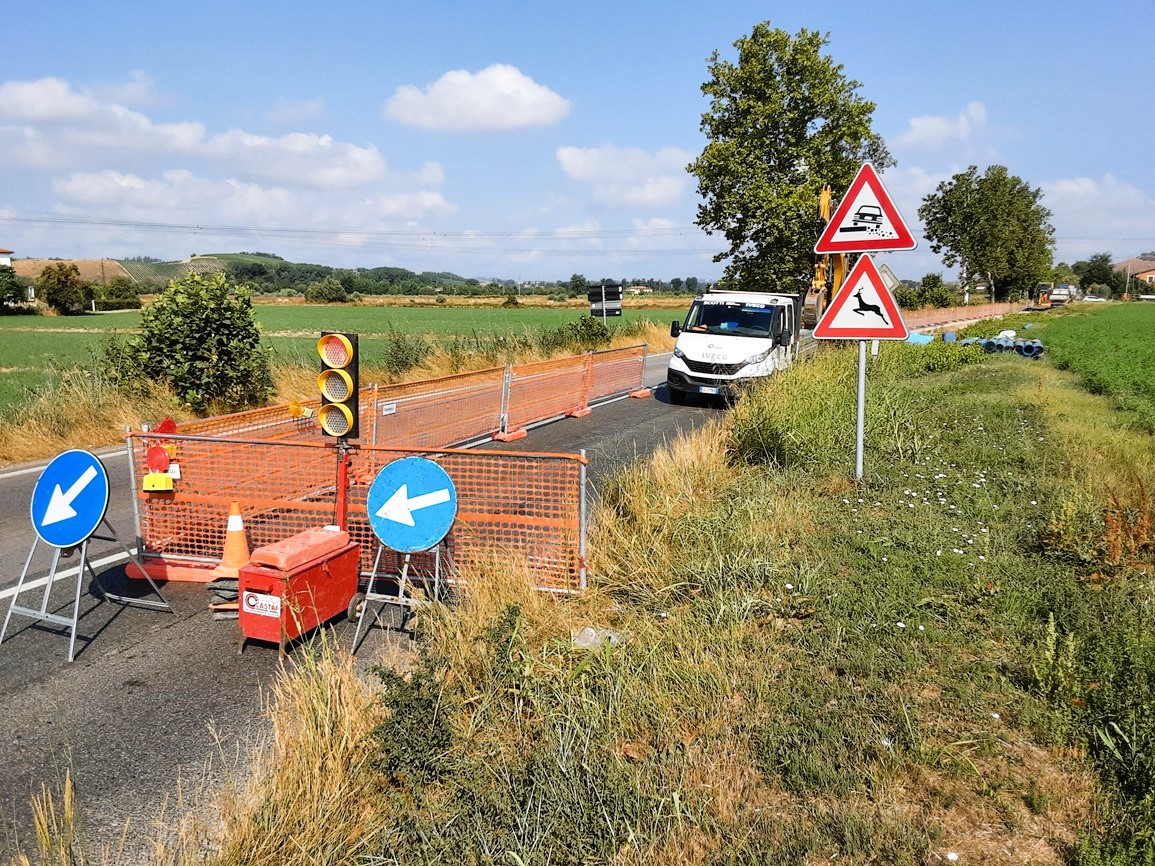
[12,258,132,283]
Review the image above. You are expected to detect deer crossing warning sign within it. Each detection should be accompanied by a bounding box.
[813,254,908,341]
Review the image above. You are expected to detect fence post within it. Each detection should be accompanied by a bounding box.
[125,430,143,548]
[579,449,588,592]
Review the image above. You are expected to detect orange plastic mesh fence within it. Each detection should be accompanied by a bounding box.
[901,302,1020,332]
[369,367,505,448]
[587,345,647,403]
[504,355,591,432]
[131,436,339,560]
[129,434,586,592]
[173,346,648,445]
[348,446,585,592]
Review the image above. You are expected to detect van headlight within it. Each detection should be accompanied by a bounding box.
[673,347,688,360]
[743,348,772,366]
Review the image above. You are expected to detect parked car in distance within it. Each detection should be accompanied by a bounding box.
[1083,295,1107,302]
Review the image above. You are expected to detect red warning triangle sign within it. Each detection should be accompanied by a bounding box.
[815,162,917,254]
[814,254,909,340]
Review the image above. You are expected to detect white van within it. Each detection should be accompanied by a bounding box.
[665,290,813,404]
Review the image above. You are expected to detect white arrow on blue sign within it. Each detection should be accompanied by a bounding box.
[366,457,458,553]
[30,450,110,548]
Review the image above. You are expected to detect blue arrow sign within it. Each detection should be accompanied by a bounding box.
[366,457,457,553]
[30,450,110,548]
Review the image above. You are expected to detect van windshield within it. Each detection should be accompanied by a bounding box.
[683,299,780,338]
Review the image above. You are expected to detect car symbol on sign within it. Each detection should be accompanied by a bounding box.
[851,205,884,228]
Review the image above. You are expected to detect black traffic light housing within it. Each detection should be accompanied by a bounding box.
[317,332,359,439]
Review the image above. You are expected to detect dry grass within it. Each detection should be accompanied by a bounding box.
[140,638,386,866]
[0,375,190,466]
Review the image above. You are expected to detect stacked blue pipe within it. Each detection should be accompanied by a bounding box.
[958,336,1045,358]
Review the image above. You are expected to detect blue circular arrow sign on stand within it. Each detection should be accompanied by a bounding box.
[366,457,458,553]
[30,450,110,548]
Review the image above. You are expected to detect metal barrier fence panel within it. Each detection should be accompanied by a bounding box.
[370,368,505,448]
[504,355,590,433]
[587,344,647,403]
[129,434,586,592]
[347,446,585,592]
[131,436,339,565]
[172,345,649,445]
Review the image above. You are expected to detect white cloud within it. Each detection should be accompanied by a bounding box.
[895,102,987,151]
[1042,173,1155,262]
[383,64,570,131]
[202,129,387,189]
[265,97,325,124]
[51,167,454,229]
[556,145,692,207]
[91,71,161,107]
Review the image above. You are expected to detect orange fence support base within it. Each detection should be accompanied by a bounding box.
[566,407,592,418]
[629,388,653,398]
[127,557,221,583]
[493,429,528,442]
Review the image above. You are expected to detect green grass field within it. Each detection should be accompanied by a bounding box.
[0,304,673,410]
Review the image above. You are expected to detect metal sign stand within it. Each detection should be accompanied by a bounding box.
[1,516,174,662]
[351,541,445,653]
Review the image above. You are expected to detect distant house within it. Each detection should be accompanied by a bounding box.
[1115,257,1155,283]
[0,247,12,267]
[626,285,653,295]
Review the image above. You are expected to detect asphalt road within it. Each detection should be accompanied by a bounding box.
[0,352,724,861]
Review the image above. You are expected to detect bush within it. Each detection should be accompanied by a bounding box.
[304,276,349,303]
[100,271,273,413]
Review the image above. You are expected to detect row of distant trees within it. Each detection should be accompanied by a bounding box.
[0,262,142,315]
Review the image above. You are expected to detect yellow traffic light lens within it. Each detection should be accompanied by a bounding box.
[317,369,354,402]
[317,333,354,368]
[318,402,354,437]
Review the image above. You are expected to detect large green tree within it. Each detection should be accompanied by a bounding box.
[918,165,1054,302]
[36,261,92,315]
[688,22,892,290]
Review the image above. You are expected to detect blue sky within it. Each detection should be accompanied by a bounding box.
[1,0,1151,283]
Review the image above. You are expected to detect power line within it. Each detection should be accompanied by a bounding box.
[0,213,724,256]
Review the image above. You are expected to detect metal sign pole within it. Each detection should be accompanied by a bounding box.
[601,284,607,327]
[855,339,867,481]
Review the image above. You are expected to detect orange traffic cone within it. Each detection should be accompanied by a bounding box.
[212,501,251,578]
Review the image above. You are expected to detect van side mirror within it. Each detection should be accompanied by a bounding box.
[777,331,792,347]
[670,321,681,338]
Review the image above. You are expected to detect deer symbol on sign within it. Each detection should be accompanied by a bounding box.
[852,288,889,326]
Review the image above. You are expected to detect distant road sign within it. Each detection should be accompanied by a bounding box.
[814,255,909,341]
[30,450,110,548]
[815,162,917,254]
[366,457,458,553]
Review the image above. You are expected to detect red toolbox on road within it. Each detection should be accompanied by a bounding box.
[238,526,360,651]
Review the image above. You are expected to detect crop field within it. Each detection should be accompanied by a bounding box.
[1032,302,1155,430]
[0,303,672,410]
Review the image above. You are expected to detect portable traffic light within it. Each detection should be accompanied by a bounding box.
[317,331,359,438]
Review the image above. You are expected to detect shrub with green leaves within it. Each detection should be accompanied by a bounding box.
[101,271,273,413]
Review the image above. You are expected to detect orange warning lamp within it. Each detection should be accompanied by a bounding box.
[142,444,175,492]
[316,332,359,438]
[288,400,315,420]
